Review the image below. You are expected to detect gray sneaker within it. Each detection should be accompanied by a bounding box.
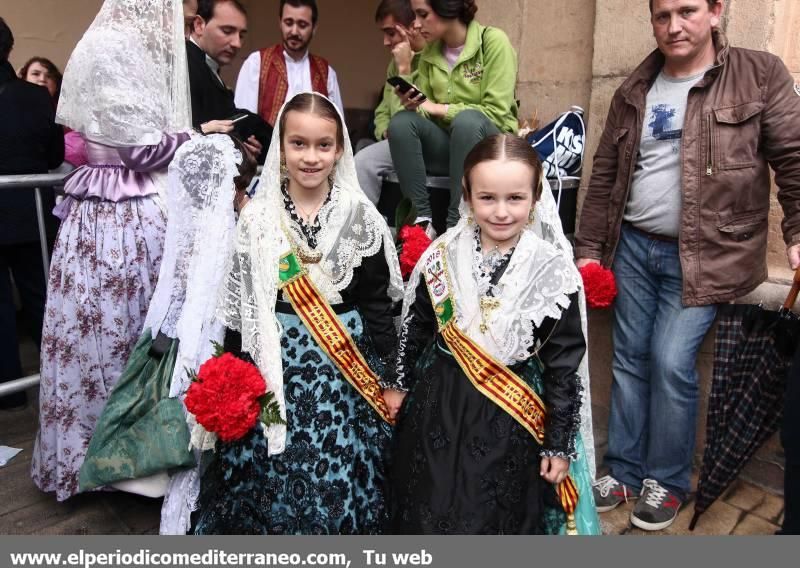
[630,479,683,531]
[592,475,638,512]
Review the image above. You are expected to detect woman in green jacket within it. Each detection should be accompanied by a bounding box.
[388,0,518,233]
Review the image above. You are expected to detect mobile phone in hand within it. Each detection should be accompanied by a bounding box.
[387,76,427,102]
[227,111,263,140]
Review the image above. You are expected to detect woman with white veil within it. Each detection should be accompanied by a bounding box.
[31,0,229,501]
[188,92,403,534]
[385,134,600,534]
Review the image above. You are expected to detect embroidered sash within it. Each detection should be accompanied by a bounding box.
[257,45,330,126]
[278,250,393,424]
[423,244,579,532]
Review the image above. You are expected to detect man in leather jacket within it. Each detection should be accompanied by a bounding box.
[575,0,800,531]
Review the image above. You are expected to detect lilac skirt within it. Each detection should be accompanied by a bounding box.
[31,195,166,501]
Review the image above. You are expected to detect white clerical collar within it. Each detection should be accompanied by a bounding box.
[283,48,309,65]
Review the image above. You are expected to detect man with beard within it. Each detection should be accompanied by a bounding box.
[234,0,343,127]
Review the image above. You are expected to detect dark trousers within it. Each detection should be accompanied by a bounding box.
[0,242,47,408]
[782,345,800,534]
[388,109,500,228]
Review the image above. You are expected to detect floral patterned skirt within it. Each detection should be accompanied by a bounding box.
[31,196,165,501]
[192,308,393,535]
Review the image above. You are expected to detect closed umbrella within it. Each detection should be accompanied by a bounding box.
[690,269,800,530]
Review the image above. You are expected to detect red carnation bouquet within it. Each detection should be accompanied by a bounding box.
[579,263,618,309]
[397,224,433,279]
[184,343,284,443]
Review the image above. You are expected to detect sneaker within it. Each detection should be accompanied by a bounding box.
[592,475,638,512]
[630,479,683,531]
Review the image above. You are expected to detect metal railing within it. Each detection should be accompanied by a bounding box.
[0,172,68,397]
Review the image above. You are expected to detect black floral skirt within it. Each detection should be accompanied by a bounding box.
[390,343,563,534]
[192,308,392,534]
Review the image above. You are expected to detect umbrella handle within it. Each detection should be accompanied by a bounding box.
[783,268,800,311]
[689,511,701,531]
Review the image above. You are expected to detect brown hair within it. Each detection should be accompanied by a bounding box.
[18,57,63,101]
[280,0,318,25]
[375,0,415,26]
[229,134,257,191]
[197,0,247,22]
[427,0,478,25]
[462,134,543,201]
[278,92,345,150]
[649,0,718,13]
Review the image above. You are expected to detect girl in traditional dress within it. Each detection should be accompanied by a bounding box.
[31,0,230,501]
[384,133,600,534]
[190,92,404,535]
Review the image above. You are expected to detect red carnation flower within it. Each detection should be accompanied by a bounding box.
[398,225,433,279]
[579,263,618,309]
[185,352,266,442]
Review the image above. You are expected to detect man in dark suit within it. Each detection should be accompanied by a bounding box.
[0,18,64,409]
[187,0,270,161]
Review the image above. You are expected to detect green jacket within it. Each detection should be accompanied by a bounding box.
[374,55,420,140]
[409,20,518,133]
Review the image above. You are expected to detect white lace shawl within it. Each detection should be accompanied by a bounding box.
[215,92,403,456]
[139,134,239,535]
[402,180,596,474]
[56,0,191,146]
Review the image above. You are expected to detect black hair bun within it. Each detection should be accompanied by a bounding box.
[462,0,478,23]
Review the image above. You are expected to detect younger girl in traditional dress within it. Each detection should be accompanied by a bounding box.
[384,133,600,534]
[190,92,403,535]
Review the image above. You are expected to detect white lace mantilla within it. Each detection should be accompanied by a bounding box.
[56,0,191,146]
[442,227,579,364]
[149,134,239,534]
[216,92,403,457]
[401,179,596,474]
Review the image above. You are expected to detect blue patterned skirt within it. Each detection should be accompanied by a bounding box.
[193,306,393,534]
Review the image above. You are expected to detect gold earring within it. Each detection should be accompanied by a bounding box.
[528,208,535,225]
[280,154,288,184]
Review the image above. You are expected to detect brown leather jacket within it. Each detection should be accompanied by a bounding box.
[575,30,800,306]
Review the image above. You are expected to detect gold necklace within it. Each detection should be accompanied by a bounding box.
[280,216,323,264]
[291,190,329,224]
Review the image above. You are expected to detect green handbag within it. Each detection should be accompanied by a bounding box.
[79,330,195,492]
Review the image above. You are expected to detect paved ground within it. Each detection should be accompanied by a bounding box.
[0,389,783,535]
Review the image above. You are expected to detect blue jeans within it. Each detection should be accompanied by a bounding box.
[604,224,717,500]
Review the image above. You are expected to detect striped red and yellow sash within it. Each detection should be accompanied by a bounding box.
[278,251,393,425]
[440,323,547,443]
[423,244,580,533]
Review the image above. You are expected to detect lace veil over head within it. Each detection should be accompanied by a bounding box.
[403,176,596,474]
[56,0,191,146]
[217,91,403,456]
[157,134,242,535]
